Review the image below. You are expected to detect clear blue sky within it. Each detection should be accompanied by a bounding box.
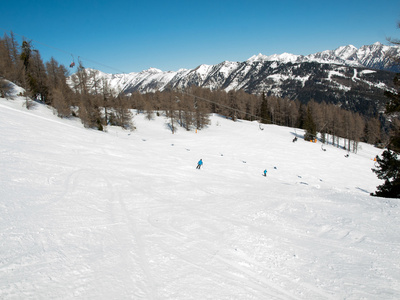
[1,0,400,74]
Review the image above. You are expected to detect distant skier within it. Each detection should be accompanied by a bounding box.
[263,169,267,177]
[293,137,297,143]
[196,159,203,169]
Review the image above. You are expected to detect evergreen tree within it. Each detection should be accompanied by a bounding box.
[20,41,31,72]
[371,23,400,198]
[19,40,49,103]
[303,105,317,141]
[30,50,48,103]
[259,92,270,124]
[371,150,400,198]
[228,91,238,121]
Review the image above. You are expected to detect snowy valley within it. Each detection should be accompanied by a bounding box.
[1,86,400,299]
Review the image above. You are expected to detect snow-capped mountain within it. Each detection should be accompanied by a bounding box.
[306,42,400,71]
[71,43,400,115]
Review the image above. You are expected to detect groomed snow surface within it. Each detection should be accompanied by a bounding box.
[1,94,399,299]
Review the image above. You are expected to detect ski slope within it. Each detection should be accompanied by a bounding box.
[0,92,399,299]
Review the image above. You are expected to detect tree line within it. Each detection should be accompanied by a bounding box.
[0,32,135,130]
[131,88,384,152]
[0,32,388,152]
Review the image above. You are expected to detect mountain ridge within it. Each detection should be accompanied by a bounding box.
[70,43,400,116]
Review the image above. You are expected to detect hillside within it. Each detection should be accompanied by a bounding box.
[1,92,400,299]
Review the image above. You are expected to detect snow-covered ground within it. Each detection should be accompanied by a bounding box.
[0,91,399,299]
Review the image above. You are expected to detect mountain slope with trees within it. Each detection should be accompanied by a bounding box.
[0,32,396,153]
[69,43,400,117]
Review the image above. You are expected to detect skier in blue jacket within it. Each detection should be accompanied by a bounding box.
[196,159,203,169]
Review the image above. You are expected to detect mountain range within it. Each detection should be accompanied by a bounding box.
[77,42,400,116]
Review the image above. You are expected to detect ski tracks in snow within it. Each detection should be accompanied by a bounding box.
[145,197,334,299]
[111,186,158,300]
[26,168,158,299]
[73,169,157,299]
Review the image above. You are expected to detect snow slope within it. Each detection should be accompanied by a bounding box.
[0,94,399,299]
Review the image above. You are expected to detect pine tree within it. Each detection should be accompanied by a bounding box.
[19,40,49,103]
[371,150,400,198]
[20,41,31,72]
[371,23,400,198]
[303,105,316,141]
[259,92,270,124]
[228,91,238,121]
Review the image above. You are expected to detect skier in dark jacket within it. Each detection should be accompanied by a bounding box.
[196,159,203,169]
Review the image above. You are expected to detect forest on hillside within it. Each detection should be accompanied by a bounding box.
[0,32,393,153]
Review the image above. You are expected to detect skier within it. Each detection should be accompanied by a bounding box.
[196,159,203,169]
[263,169,267,177]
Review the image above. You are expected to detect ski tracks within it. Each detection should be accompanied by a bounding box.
[59,169,157,299]
[112,188,158,300]
[96,172,158,300]
[145,199,334,299]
